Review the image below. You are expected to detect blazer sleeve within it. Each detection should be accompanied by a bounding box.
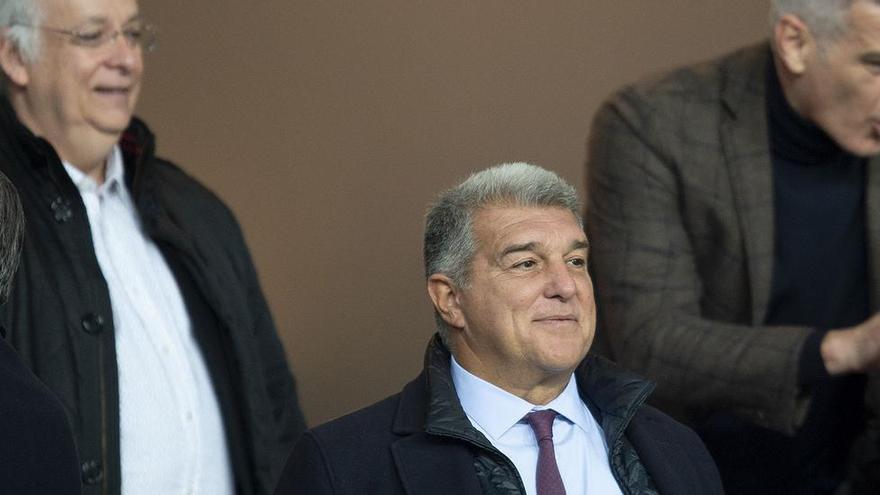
[274,432,336,495]
[585,87,812,434]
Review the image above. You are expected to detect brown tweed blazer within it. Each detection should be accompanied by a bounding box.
[585,42,880,437]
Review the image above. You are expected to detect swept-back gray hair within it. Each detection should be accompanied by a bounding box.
[424,162,582,344]
[0,172,24,305]
[770,0,880,44]
[0,0,41,60]
[0,0,42,92]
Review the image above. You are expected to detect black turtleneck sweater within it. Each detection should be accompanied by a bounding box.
[737,57,869,494]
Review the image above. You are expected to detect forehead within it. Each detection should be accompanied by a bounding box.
[39,0,140,23]
[473,205,585,251]
[833,1,880,52]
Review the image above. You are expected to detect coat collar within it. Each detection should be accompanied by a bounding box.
[389,335,656,494]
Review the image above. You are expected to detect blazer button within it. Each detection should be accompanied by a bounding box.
[81,460,103,485]
[81,313,105,335]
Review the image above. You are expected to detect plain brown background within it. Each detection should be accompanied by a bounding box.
[137,0,769,426]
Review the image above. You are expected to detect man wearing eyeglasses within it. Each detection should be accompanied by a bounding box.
[0,0,306,494]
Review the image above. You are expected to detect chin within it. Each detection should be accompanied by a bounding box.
[94,117,133,135]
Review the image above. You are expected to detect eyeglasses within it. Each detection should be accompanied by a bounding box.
[15,20,157,52]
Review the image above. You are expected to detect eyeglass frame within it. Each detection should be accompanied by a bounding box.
[11,18,157,52]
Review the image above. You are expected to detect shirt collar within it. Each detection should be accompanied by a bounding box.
[451,356,593,441]
[62,145,125,194]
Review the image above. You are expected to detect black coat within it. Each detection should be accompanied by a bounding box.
[0,335,80,494]
[0,97,306,495]
[275,336,722,494]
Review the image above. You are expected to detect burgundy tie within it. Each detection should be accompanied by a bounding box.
[525,410,566,495]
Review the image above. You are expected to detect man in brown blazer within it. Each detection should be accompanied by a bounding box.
[586,0,880,493]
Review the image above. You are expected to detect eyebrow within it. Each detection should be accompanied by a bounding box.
[570,239,589,252]
[500,242,537,258]
[81,13,143,25]
[499,239,589,258]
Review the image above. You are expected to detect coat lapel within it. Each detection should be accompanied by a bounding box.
[720,45,776,324]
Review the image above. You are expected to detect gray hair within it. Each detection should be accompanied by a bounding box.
[0,172,24,305]
[424,162,582,345]
[0,0,42,92]
[770,0,880,44]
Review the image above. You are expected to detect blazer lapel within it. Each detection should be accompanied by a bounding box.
[720,45,776,324]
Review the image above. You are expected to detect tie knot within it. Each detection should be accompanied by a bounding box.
[526,409,558,441]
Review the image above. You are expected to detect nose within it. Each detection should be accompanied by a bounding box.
[544,261,578,300]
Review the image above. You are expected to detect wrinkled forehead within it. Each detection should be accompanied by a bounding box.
[474,205,586,252]
[39,0,141,25]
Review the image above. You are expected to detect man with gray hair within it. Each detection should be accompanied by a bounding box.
[586,0,880,492]
[0,0,305,493]
[274,162,722,494]
[0,171,80,494]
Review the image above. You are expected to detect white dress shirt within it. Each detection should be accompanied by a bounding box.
[63,147,234,495]
[451,357,623,495]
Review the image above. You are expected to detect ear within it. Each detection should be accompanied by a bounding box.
[427,274,466,330]
[773,14,814,75]
[0,33,31,88]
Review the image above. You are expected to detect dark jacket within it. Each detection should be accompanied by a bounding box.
[275,336,722,494]
[585,42,880,492]
[0,336,81,494]
[0,97,306,495]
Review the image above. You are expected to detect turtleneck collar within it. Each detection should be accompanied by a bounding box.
[766,57,853,165]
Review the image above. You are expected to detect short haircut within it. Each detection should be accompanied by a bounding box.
[424,162,582,344]
[0,172,24,305]
[0,0,42,92]
[770,0,880,44]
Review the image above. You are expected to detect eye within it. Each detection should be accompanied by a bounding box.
[123,26,143,42]
[72,28,106,46]
[567,257,586,268]
[513,259,537,270]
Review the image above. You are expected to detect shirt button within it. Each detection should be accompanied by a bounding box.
[185,411,193,422]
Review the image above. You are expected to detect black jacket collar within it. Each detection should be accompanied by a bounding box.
[395,334,655,449]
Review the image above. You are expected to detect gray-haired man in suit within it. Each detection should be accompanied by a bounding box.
[586,0,880,493]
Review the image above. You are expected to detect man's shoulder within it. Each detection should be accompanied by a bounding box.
[124,117,230,210]
[605,41,768,114]
[627,403,724,492]
[312,392,403,440]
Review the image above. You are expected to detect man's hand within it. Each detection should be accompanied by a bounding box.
[822,312,880,375]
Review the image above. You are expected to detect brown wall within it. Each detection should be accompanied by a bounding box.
[137,0,770,426]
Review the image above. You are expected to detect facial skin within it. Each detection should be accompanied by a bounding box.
[0,0,144,182]
[428,205,596,405]
[775,0,880,156]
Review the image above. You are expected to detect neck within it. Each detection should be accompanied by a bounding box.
[452,347,572,405]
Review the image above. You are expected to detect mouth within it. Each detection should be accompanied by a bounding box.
[94,85,133,96]
[533,314,578,323]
